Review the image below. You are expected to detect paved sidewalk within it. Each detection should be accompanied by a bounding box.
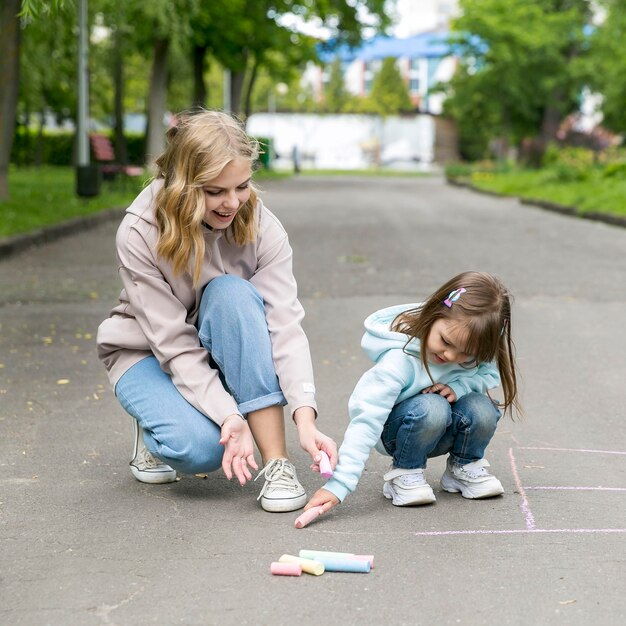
[1,175,625,625]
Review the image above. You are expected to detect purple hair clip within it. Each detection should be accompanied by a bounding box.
[444,287,466,308]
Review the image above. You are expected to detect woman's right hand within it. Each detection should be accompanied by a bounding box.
[219,414,258,486]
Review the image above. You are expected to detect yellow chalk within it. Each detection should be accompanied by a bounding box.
[279,554,325,576]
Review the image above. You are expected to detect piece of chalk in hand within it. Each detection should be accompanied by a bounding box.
[319,450,333,479]
[294,505,325,529]
[270,562,302,576]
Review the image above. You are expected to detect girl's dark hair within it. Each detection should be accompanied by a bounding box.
[392,271,520,417]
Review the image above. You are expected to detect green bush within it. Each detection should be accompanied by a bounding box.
[11,129,146,167]
[12,128,75,166]
[542,163,590,183]
[541,145,595,183]
[445,162,474,179]
[602,161,626,179]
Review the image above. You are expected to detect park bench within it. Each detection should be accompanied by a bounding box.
[90,133,144,184]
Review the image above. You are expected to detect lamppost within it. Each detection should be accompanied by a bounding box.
[76,0,100,196]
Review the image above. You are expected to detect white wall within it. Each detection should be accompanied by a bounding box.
[247,113,436,170]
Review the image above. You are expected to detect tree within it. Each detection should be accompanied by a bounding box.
[0,0,66,199]
[369,57,413,116]
[0,0,21,198]
[587,0,626,134]
[19,8,78,163]
[119,0,192,165]
[325,58,349,113]
[445,0,593,161]
[189,0,392,117]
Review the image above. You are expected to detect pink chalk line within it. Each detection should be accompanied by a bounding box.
[526,486,626,491]
[414,528,626,537]
[517,446,626,455]
[509,447,536,530]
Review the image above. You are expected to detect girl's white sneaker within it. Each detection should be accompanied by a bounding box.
[440,458,503,499]
[382,467,436,506]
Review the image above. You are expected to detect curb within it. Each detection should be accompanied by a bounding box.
[0,207,125,260]
[446,178,626,229]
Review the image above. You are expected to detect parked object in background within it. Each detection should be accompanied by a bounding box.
[90,134,144,184]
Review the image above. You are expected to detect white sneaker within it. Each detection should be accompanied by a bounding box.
[129,420,177,484]
[440,458,504,499]
[255,458,307,512]
[382,467,436,506]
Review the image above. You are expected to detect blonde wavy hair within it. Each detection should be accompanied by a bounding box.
[392,271,521,418]
[154,110,260,286]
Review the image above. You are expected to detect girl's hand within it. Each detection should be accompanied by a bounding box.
[304,488,340,514]
[219,414,258,486]
[422,383,457,403]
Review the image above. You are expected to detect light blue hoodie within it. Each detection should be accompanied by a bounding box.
[323,303,500,502]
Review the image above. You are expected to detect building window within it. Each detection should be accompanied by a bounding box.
[408,58,421,95]
[363,60,381,95]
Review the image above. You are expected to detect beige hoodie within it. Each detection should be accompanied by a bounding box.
[96,179,316,426]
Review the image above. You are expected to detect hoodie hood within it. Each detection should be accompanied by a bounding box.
[362,303,423,362]
[125,179,162,224]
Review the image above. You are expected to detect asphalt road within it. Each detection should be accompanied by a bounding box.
[1,175,625,625]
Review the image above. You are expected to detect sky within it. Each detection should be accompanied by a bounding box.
[277,0,458,41]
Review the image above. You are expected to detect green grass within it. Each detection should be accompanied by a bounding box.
[0,166,147,238]
[0,166,290,239]
[461,168,626,217]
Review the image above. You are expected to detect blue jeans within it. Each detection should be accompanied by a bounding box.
[380,392,501,469]
[115,275,286,474]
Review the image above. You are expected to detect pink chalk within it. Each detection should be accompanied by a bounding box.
[294,505,325,529]
[319,450,333,479]
[270,562,302,576]
[352,555,375,569]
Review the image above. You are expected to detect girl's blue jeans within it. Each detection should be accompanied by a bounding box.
[380,392,501,469]
[114,275,286,474]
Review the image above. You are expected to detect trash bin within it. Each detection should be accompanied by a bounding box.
[76,164,101,197]
[257,138,272,169]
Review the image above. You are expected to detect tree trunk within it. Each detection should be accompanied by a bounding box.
[243,57,259,121]
[0,0,21,199]
[541,99,563,143]
[145,37,170,167]
[230,71,246,117]
[113,26,128,164]
[36,109,45,167]
[192,44,208,109]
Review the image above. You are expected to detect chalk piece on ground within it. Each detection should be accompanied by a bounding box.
[279,554,325,576]
[299,549,354,560]
[270,562,302,576]
[319,450,333,479]
[294,505,325,529]
[314,556,371,573]
[352,554,375,569]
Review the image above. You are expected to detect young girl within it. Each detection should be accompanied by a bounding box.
[96,110,336,513]
[306,271,519,513]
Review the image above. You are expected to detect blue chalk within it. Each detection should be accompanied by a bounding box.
[313,556,371,573]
